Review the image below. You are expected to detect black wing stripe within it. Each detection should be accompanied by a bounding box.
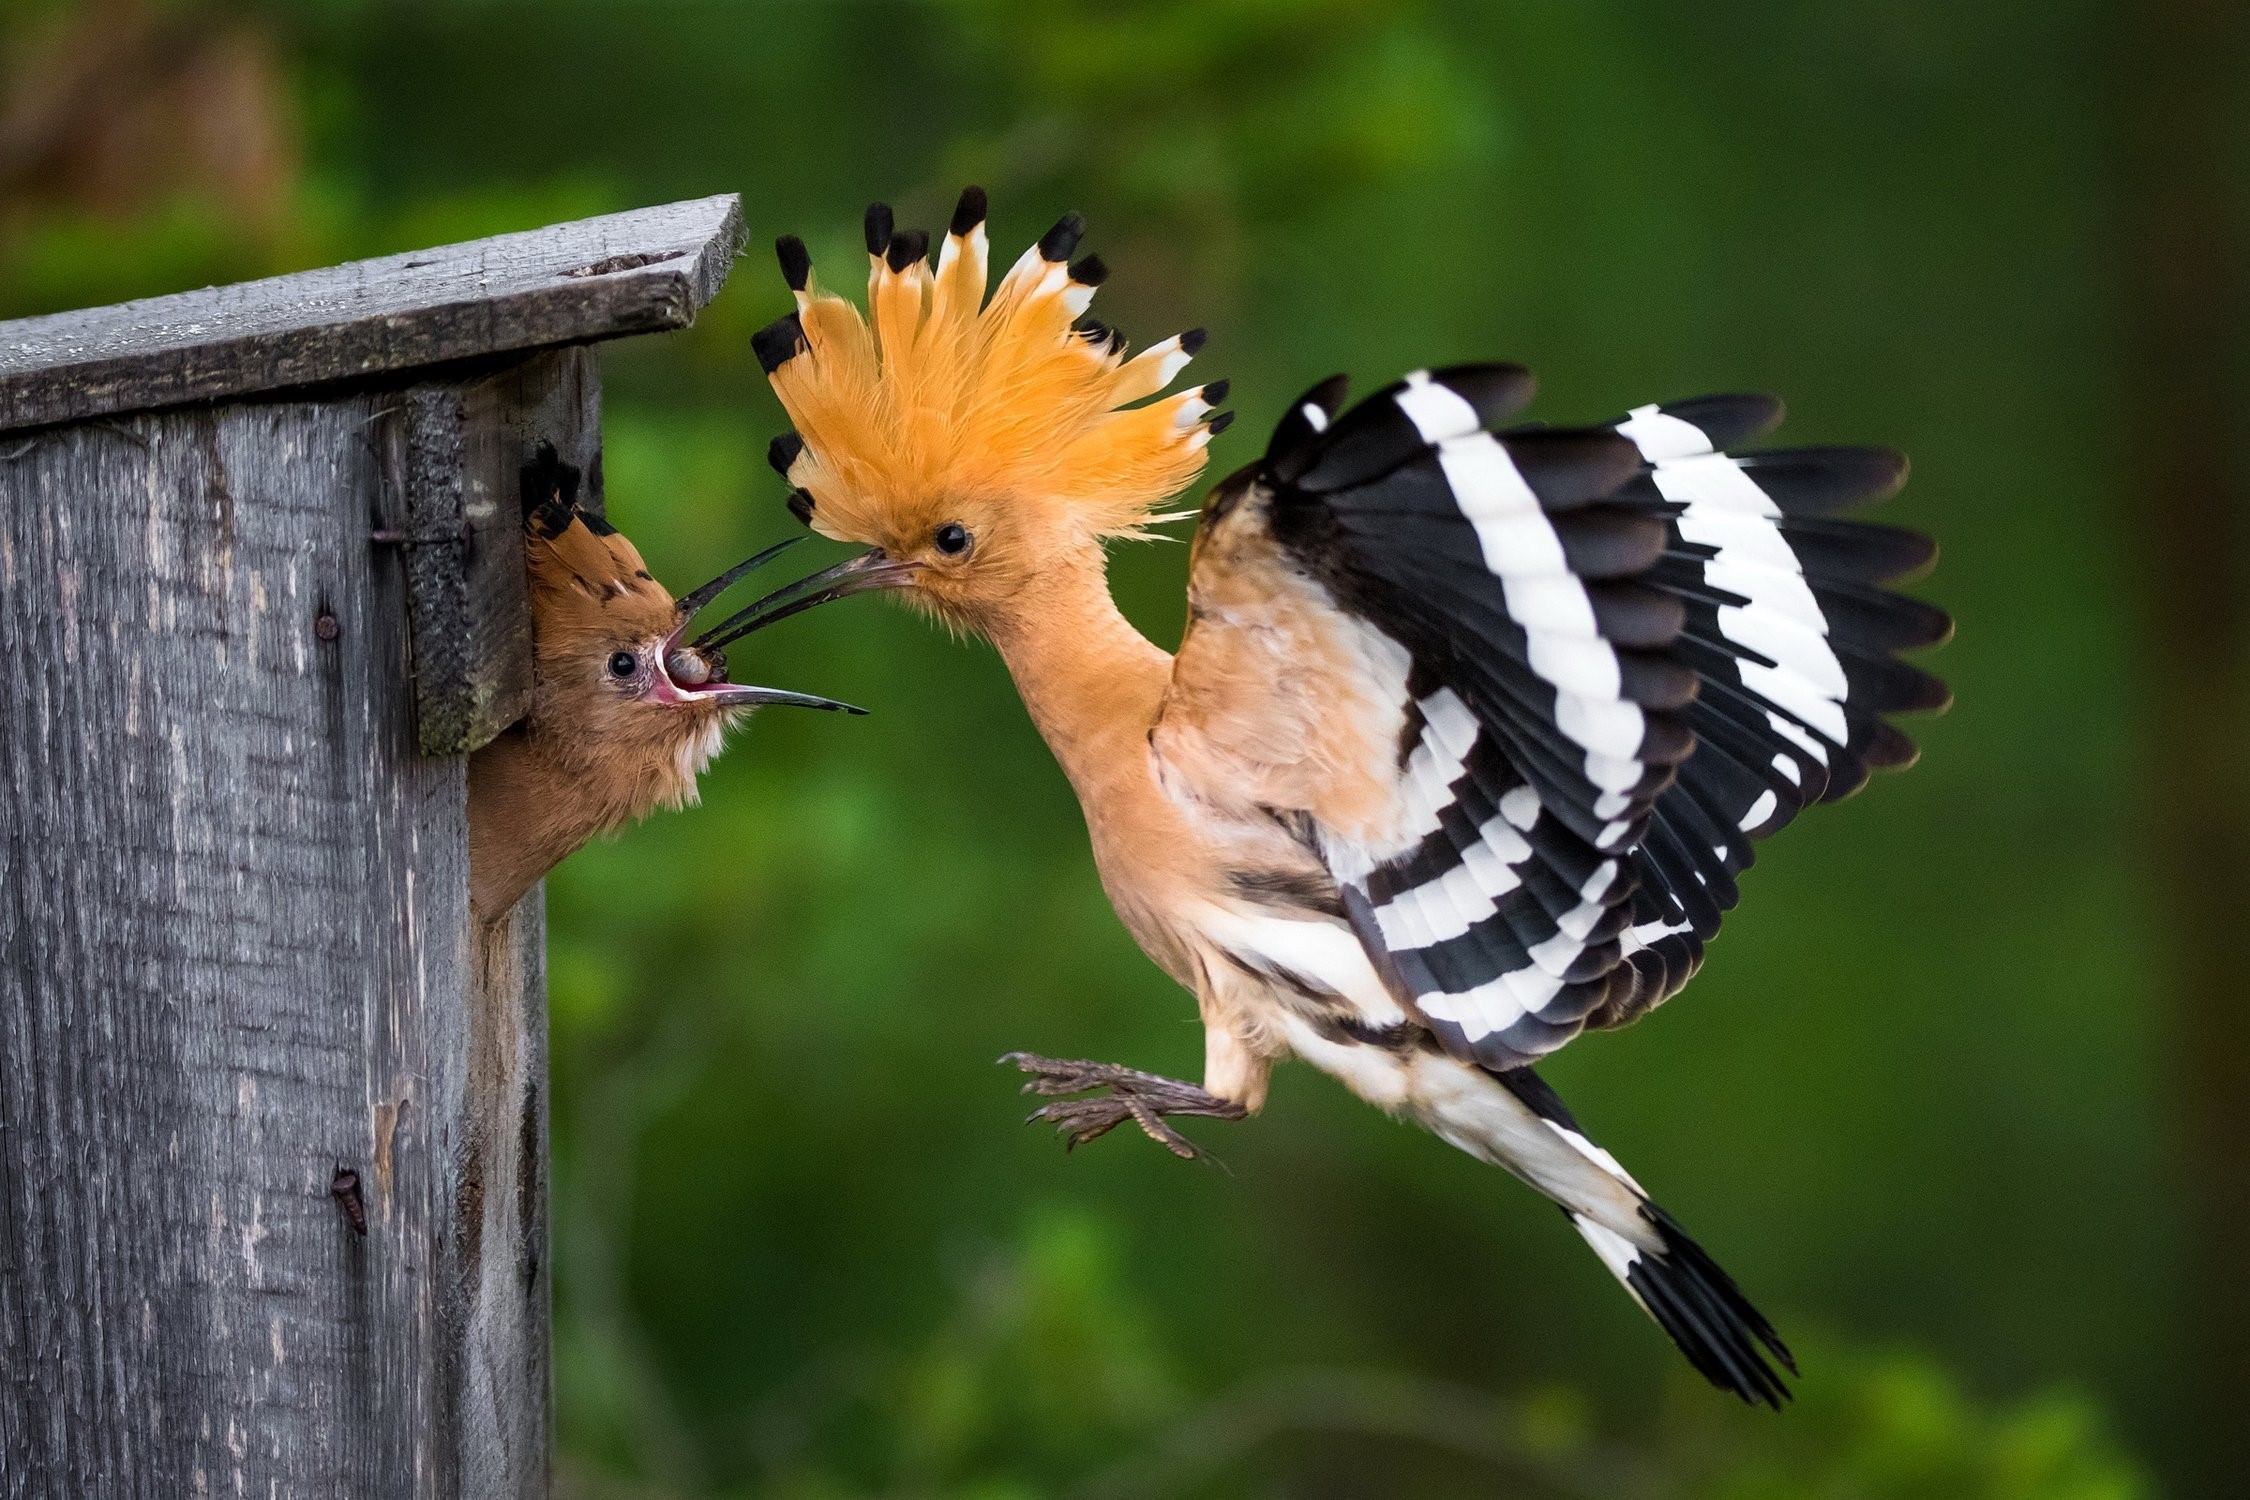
[1580,399,1945,1024]
[1332,563,1672,849]
[1264,373,1353,477]
[1265,380,1943,1066]
[1292,366,1538,492]
[1418,433,1663,823]
[1300,387,1687,1066]
[1326,695,1628,1066]
[1677,690,1825,835]
[1810,583,1954,653]
[1356,706,1629,951]
[1730,447,1909,516]
[1364,550,1699,736]
[1610,394,1785,457]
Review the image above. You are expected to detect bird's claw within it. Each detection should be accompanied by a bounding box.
[999,1052,1246,1161]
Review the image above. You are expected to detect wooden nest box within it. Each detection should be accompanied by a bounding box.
[0,196,745,1498]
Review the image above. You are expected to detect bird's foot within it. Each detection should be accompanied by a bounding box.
[1000,1052,1248,1160]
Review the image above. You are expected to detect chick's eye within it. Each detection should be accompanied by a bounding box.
[933,522,970,556]
[607,650,639,679]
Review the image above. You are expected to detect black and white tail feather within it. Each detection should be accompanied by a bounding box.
[1241,364,1946,1405]
[1488,1066,1796,1407]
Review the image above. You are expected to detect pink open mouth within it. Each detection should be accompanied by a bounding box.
[644,626,736,707]
[649,546,903,716]
[644,543,920,715]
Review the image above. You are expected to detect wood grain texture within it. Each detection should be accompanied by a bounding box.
[0,194,741,432]
[0,389,552,1497]
[394,347,602,755]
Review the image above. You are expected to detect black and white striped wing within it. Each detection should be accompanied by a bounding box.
[1587,397,1950,1027]
[1202,367,1948,1070]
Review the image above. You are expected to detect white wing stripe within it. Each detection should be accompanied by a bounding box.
[1379,889,1440,950]
[1395,371,1483,442]
[1466,828,1533,882]
[1369,815,1534,946]
[1719,605,1847,696]
[1699,557,1830,635]
[1766,710,1829,766]
[1391,694,1478,849]
[1462,504,1570,576]
[1655,452,1780,516]
[1741,658,1849,742]
[1580,861,1620,902]
[1555,693,1647,762]
[1525,632,1623,699]
[1432,431,1647,782]
[1619,913,1693,956]
[1615,403,1715,463]
[1438,433,1540,518]
[1497,573,1601,635]
[1583,749,1645,788]
[1420,965,1569,1044]
[1419,688,1479,757]
[1528,926,1591,976]
[1666,502,1798,561]
[1654,452,1850,748]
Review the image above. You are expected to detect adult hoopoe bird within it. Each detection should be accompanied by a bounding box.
[466,446,894,922]
[755,190,1950,1405]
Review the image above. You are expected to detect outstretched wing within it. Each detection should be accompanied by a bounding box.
[1152,367,1948,1070]
[1586,398,1950,1027]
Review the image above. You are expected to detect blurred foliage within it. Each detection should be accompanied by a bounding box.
[558,1203,2148,1499]
[0,0,2200,1495]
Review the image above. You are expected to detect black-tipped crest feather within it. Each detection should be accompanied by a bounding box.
[1038,212,1086,262]
[885,229,929,273]
[775,234,811,291]
[950,185,988,236]
[752,312,806,374]
[768,431,805,477]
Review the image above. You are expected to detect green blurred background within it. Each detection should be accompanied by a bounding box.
[7,1,2244,1496]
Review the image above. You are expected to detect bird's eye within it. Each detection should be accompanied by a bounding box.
[607,650,639,679]
[933,522,971,556]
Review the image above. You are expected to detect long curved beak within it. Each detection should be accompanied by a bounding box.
[689,548,920,654]
[665,674,867,714]
[671,535,804,623]
[656,544,916,715]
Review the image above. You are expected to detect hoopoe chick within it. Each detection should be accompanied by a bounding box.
[466,447,898,922]
[758,190,1951,1406]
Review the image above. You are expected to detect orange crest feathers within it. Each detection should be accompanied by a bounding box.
[757,189,1226,544]
[521,448,674,633]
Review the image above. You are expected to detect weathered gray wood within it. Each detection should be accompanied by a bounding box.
[0,196,731,1497]
[0,194,741,433]
[0,390,556,1497]
[392,347,602,755]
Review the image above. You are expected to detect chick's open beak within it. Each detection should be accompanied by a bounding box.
[659,544,919,715]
